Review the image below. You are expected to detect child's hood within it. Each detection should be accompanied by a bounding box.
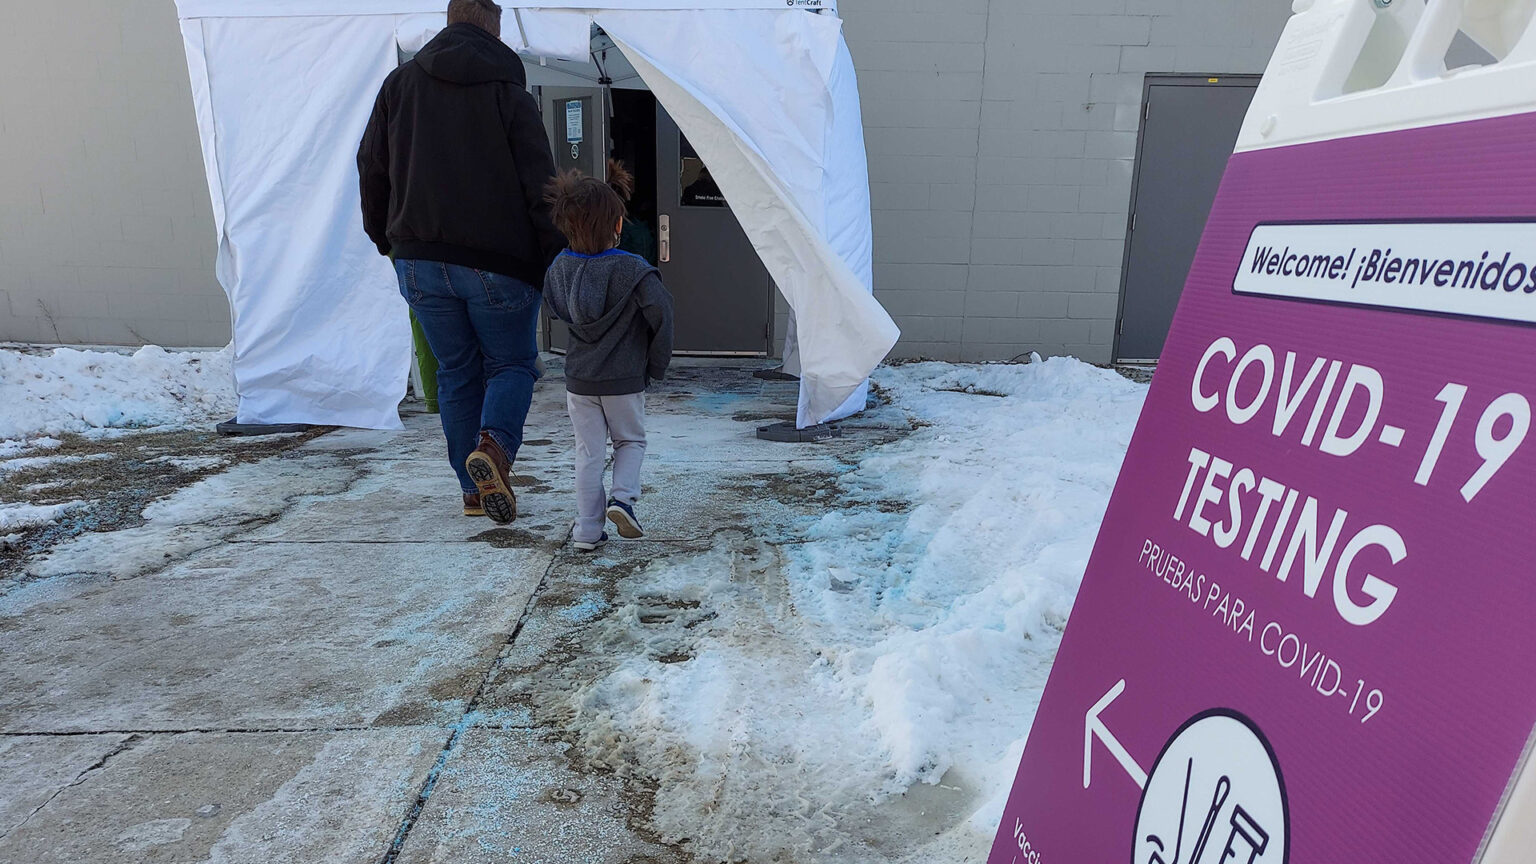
[544,250,659,341]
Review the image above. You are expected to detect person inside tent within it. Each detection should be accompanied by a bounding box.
[358,0,563,524]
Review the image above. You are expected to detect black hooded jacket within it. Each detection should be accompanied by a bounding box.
[358,23,563,286]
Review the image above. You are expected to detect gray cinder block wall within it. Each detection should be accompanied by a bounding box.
[838,0,1292,363]
[0,1,227,347]
[0,0,1291,358]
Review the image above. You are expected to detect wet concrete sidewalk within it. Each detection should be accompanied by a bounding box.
[0,361,926,863]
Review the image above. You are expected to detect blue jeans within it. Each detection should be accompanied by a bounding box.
[395,259,541,493]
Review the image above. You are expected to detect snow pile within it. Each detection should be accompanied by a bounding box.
[0,453,112,475]
[0,345,235,442]
[0,437,60,459]
[570,541,903,861]
[789,359,1147,827]
[0,501,84,532]
[26,453,359,581]
[570,357,1148,859]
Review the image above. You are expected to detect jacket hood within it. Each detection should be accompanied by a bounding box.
[415,23,526,87]
[546,250,658,343]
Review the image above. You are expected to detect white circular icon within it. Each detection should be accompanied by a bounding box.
[1133,711,1288,864]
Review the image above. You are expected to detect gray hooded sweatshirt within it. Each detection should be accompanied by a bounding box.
[543,249,675,396]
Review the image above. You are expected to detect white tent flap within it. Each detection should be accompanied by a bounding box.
[815,34,877,424]
[599,10,897,426]
[192,14,410,428]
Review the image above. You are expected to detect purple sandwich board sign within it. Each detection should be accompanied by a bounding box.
[985,105,1536,864]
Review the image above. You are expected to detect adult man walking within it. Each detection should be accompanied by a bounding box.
[358,0,562,524]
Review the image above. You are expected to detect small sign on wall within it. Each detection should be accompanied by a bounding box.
[565,100,583,144]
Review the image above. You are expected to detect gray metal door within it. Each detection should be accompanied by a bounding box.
[656,107,772,355]
[1116,76,1259,362]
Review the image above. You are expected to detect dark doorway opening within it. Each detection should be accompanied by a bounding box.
[610,89,659,266]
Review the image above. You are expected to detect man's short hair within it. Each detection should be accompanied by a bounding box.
[447,0,502,36]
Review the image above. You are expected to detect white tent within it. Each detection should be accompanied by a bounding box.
[173,0,898,431]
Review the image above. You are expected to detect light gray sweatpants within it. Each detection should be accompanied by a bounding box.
[566,392,647,543]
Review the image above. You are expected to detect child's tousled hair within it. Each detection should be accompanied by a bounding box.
[606,158,634,202]
[545,159,633,255]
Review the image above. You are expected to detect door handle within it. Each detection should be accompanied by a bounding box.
[659,214,671,263]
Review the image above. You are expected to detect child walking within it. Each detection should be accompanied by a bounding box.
[544,162,675,551]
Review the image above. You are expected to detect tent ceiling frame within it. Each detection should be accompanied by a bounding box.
[522,26,644,87]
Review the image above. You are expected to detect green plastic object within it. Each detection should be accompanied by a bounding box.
[410,310,440,413]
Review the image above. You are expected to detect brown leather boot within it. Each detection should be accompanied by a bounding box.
[465,432,516,524]
[463,493,485,517]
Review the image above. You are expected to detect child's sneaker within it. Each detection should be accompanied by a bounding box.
[573,532,608,552]
[606,499,644,539]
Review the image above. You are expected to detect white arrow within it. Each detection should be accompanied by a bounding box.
[1083,679,1148,790]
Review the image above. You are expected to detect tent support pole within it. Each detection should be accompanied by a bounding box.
[512,8,530,51]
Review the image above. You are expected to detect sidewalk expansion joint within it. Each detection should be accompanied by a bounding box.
[0,733,142,842]
[377,545,561,864]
